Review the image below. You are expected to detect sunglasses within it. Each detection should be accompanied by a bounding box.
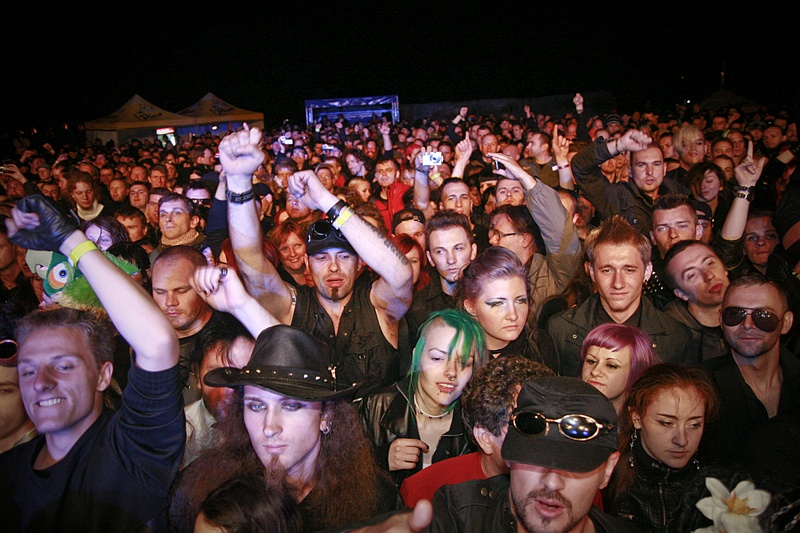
[308,219,345,243]
[721,307,784,333]
[511,411,614,442]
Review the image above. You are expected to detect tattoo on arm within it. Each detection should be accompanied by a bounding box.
[368,223,409,265]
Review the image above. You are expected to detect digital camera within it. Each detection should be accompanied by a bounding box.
[421,152,443,166]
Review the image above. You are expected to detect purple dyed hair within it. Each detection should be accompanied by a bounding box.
[577,323,658,390]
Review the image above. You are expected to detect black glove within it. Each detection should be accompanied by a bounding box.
[8,195,79,252]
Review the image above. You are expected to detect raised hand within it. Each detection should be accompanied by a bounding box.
[552,124,571,161]
[217,123,265,188]
[734,142,766,188]
[379,121,391,136]
[5,195,79,252]
[191,265,250,315]
[288,170,332,212]
[617,129,653,153]
[454,137,472,162]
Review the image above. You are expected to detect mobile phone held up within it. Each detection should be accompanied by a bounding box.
[279,135,294,146]
[421,152,443,167]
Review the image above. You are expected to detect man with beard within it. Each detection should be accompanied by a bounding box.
[339,377,638,532]
[222,126,412,399]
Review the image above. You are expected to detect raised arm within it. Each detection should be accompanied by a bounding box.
[288,171,413,321]
[450,136,473,180]
[6,196,178,371]
[191,265,279,338]
[219,125,294,323]
[719,142,766,241]
[551,126,575,190]
[486,151,537,190]
[379,121,394,155]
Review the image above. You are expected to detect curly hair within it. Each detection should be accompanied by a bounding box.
[461,355,554,438]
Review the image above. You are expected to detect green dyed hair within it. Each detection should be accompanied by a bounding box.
[407,308,489,412]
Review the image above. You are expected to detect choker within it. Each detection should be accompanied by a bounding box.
[413,396,451,420]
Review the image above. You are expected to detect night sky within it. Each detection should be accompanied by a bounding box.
[3,3,798,133]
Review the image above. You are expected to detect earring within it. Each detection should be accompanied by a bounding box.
[628,430,638,468]
[321,422,331,435]
[693,454,700,470]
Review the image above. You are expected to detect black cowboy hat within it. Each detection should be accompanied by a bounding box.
[204,325,360,401]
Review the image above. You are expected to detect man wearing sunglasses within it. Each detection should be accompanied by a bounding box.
[700,273,800,475]
[341,377,638,532]
[220,125,413,399]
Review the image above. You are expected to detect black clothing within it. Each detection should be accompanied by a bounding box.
[662,299,728,361]
[610,436,700,533]
[0,364,185,533]
[404,275,455,352]
[472,222,491,254]
[292,281,400,399]
[571,138,690,236]
[425,475,642,532]
[700,348,800,479]
[359,378,473,488]
[548,293,696,377]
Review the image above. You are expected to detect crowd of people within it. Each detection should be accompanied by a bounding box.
[1,93,800,532]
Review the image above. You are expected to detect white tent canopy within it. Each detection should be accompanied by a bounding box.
[177,92,264,125]
[83,93,264,146]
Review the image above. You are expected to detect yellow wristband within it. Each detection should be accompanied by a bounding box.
[332,206,354,230]
[68,240,99,266]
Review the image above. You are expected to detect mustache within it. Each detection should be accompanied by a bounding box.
[520,488,573,513]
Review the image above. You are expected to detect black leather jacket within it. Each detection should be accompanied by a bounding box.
[614,437,701,533]
[358,378,474,487]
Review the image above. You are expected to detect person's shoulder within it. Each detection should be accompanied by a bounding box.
[433,473,510,508]
[589,506,645,532]
[359,382,405,411]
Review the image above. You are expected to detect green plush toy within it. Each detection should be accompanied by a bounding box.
[27,250,140,311]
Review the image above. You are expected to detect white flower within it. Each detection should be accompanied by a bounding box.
[693,477,771,533]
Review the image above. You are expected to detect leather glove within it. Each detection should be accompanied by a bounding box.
[8,195,80,252]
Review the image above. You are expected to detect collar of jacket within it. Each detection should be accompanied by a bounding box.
[563,293,669,336]
[633,433,696,484]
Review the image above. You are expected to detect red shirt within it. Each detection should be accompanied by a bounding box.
[400,452,485,508]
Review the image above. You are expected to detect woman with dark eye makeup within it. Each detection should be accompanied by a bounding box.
[455,246,559,372]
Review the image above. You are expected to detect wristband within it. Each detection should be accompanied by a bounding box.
[552,163,571,171]
[415,167,428,174]
[68,240,98,266]
[326,199,348,220]
[332,206,354,230]
[226,189,255,204]
[734,185,755,202]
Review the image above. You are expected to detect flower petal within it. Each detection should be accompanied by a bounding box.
[719,512,762,533]
[695,496,718,520]
[744,489,771,516]
[706,477,732,500]
[731,480,756,496]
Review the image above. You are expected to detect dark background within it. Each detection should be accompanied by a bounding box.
[3,2,799,132]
